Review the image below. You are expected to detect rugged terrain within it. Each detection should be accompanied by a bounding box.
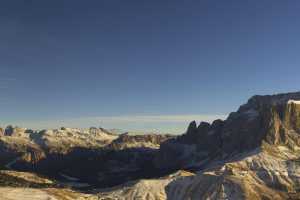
[0,126,172,199]
[0,127,172,189]
[1,92,300,199]
[97,92,300,199]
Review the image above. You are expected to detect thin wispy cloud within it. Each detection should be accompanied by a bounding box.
[4,114,228,134]
[92,114,227,123]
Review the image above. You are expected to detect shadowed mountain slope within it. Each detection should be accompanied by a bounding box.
[97,92,300,200]
[1,92,300,199]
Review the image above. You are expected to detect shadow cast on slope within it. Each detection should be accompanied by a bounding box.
[12,146,176,191]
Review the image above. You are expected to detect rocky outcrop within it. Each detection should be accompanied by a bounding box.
[1,91,300,200]
[156,92,300,170]
[3,126,29,137]
[107,133,172,150]
[4,125,14,136]
[0,128,4,136]
[19,147,46,166]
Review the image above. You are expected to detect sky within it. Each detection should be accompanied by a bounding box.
[1,0,300,133]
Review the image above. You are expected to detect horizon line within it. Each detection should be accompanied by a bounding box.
[0,114,228,134]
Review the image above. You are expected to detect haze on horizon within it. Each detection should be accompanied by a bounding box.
[1,0,300,133]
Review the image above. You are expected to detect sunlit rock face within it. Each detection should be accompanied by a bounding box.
[156,92,300,170]
[1,92,300,200]
[0,128,4,136]
[4,125,22,136]
[99,144,300,200]
[99,92,300,200]
[107,133,172,150]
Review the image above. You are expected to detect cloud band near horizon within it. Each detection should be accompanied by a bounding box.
[1,114,228,134]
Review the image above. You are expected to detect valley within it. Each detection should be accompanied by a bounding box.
[1,92,300,199]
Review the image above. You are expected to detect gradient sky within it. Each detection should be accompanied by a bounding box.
[1,1,300,133]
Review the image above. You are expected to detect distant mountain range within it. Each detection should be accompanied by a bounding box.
[0,91,300,199]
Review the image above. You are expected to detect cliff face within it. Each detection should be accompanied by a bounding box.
[98,92,300,200]
[155,92,300,169]
[1,92,300,200]
[230,94,300,148]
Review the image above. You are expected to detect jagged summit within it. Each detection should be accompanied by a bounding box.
[245,91,300,105]
[1,92,300,199]
[155,91,300,170]
[99,92,300,200]
[228,91,300,147]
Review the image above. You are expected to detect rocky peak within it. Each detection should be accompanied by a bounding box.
[214,92,300,151]
[233,92,300,147]
[180,121,198,144]
[187,121,197,133]
[19,147,46,165]
[89,127,101,135]
[156,91,300,169]
[108,133,172,150]
[3,125,28,137]
[88,127,114,136]
[4,125,14,136]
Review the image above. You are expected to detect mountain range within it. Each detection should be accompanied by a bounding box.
[0,91,300,199]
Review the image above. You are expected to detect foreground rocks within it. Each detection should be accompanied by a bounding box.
[0,170,96,200]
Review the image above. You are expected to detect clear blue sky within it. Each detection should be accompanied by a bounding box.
[1,1,300,133]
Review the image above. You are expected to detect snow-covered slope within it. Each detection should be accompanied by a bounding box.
[96,143,300,200]
[2,92,300,200]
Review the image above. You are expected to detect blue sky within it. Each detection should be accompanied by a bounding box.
[1,1,300,133]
